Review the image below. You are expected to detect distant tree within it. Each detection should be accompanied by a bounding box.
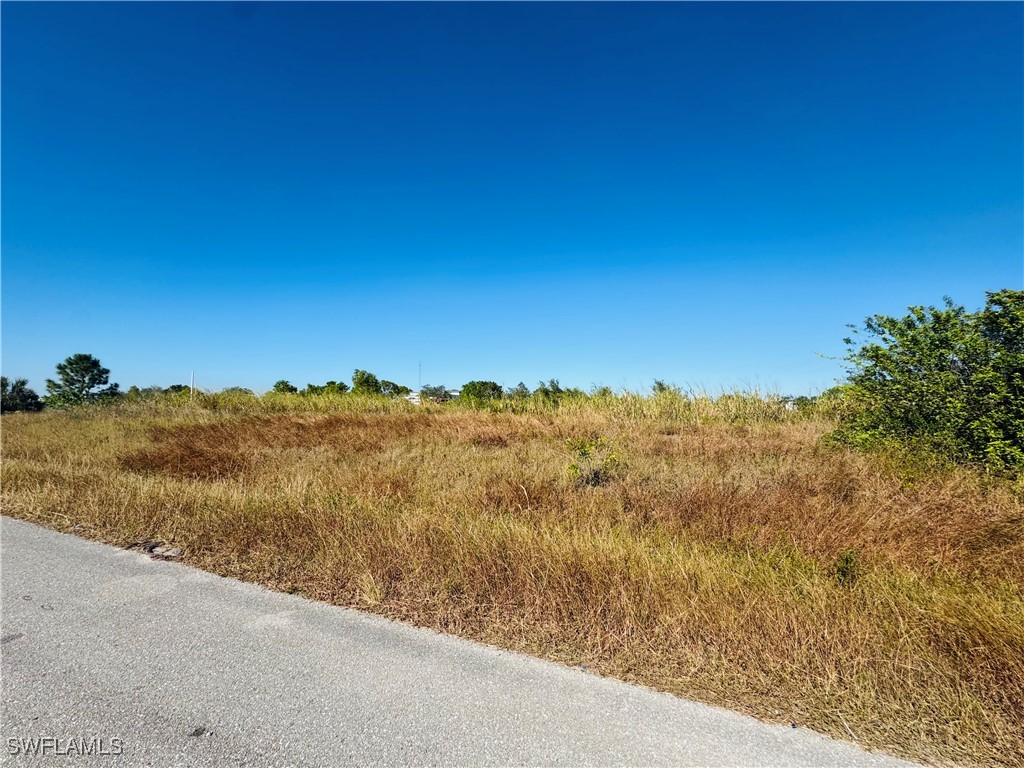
[165,384,190,394]
[590,385,614,398]
[352,369,383,396]
[653,380,680,395]
[534,379,563,399]
[460,381,504,401]
[221,387,255,396]
[1,377,43,413]
[420,384,448,401]
[273,380,299,394]
[507,382,531,399]
[45,354,120,406]
[380,380,412,397]
[300,380,349,396]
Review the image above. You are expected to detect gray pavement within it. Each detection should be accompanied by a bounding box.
[1,517,920,767]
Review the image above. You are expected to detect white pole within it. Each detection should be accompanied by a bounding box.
[190,370,195,403]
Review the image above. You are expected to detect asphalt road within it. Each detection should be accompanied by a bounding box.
[1,517,920,767]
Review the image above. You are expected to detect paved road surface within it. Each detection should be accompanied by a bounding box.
[1,517,919,767]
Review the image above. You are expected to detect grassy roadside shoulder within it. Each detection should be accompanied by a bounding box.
[2,403,1022,767]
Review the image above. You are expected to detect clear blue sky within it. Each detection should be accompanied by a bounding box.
[3,2,1021,395]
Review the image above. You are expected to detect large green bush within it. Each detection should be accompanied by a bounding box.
[835,289,1024,472]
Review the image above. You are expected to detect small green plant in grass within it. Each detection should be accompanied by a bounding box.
[832,549,861,588]
[565,436,620,487]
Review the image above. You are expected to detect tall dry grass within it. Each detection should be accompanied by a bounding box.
[2,397,1022,767]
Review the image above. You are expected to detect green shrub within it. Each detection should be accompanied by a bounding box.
[565,436,620,487]
[834,290,1024,473]
[831,549,860,588]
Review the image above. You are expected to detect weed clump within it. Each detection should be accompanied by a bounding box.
[831,549,861,588]
[566,436,620,487]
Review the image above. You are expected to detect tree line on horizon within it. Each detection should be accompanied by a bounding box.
[2,290,1022,473]
[0,360,716,410]
[0,360,614,408]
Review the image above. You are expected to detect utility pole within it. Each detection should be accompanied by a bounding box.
[190,370,195,403]
[418,361,422,391]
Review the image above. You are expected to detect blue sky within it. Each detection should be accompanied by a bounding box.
[3,2,1021,395]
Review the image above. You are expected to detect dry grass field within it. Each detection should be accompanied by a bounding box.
[2,395,1022,767]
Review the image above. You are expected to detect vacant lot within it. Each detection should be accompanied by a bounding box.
[3,398,1022,767]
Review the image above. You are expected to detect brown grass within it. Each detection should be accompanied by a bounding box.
[3,402,1023,767]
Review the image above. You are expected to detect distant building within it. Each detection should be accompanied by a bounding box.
[404,389,460,405]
